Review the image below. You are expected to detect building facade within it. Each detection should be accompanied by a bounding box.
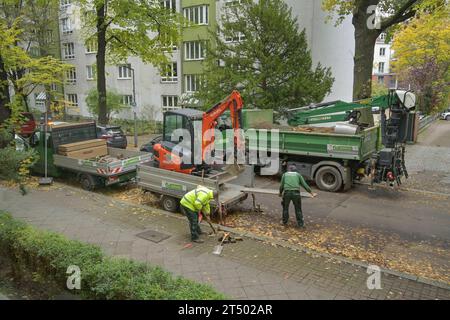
[53,0,354,121]
[372,32,397,89]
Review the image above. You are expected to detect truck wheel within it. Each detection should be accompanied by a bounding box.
[161,195,179,213]
[446,116,450,121]
[80,174,96,191]
[315,166,343,192]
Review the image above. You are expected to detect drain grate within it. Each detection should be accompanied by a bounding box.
[136,230,171,243]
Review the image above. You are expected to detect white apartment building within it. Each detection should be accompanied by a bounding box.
[372,32,397,88]
[48,0,354,121]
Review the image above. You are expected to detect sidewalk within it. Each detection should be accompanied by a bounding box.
[1,184,449,300]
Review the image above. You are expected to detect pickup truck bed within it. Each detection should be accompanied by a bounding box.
[53,148,152,177]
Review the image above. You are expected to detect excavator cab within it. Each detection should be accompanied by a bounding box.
[154,109,204,174]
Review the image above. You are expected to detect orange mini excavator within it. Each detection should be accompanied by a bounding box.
[153,90,244,175]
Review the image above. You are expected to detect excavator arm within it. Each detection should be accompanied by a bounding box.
[201,90,244,162]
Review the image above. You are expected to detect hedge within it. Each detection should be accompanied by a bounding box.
[0,212,225,300]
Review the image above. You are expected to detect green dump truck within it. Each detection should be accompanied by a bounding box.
[247,125,380,192]
[246,90,416,192]
[30,122,152,190]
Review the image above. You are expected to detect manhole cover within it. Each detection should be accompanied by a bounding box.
[136,230,171,243]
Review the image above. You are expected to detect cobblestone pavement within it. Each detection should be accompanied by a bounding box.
[1,185,449,300]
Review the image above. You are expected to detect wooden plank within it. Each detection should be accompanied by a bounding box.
[241,187,313,198]
[60,145,108,160]
[59,139,106,152]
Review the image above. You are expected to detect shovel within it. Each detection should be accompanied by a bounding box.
[212,233,229,255]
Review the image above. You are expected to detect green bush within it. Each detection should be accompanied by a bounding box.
[0,213,225,300]
[109,118,162,136]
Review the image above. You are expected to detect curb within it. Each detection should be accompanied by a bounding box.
[37,183,450,292]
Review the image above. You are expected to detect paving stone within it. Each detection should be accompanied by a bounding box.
[1,185,449,301]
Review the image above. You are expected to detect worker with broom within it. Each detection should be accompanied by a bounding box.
[180,185,215,243]
[279,164,317,228]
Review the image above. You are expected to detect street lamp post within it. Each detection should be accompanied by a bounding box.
[127,66,138,148]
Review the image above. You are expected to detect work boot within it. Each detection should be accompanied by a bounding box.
[192,239,204,244]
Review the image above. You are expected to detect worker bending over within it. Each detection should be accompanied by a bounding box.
[180,185,215,243]
[279,164,317,228]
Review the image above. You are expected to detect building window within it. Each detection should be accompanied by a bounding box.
[66,67,77,84]
[86,65,96,80]
[160,0,176,12]
[61,17,72,34]
[183,5,209,25]
[34,93,45,109]
[380,33,386,41]
[50,83,58,91]
[162,95,179,111]
[378,76,385,84]
[224,0,243,6]
[161,63,178,83]
[67,94,78,107]
[184,41,206,61]
[378,62,385,73]
[60,0,71,8]
[85,39,97,54]
[185,74,199,93]
[62,42,75,59]
[121,95,134,106]
[118,64,132,79]
[225,31,246,43]
[30,47,41,57]
[380,47,386,56]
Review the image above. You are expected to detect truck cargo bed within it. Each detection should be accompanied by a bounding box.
[53,147,152,177]
[246,126,380,161]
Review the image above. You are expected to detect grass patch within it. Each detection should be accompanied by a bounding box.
[0,212,225,300]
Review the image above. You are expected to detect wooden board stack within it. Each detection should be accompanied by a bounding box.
[58,139,108,160]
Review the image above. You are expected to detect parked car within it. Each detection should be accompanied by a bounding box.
[19,112,36,137]
[140,135,162,153]
[442,109,450,121]
[97,125,128,149]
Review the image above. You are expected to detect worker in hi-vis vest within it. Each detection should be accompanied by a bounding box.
[180,185,215,243]
[279,164,317,228]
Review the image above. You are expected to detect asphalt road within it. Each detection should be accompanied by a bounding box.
[417,120,450,148]
[234,120,450,243]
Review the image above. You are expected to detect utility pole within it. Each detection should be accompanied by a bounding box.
[126,65,138,148]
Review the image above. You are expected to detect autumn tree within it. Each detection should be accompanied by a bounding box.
[197,0,334,113]
[322,0,431,100]
[79,0,182,125]
[0,0,61,120]
[392,2,450,113]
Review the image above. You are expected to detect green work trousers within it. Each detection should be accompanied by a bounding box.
[282,190,304,227]
[181,205,203,241]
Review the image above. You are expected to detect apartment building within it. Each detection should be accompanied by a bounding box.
[372,32,397,89]
[55,0,354,121]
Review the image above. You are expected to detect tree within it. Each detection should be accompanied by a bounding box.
[79,0,182,125]
[392,3,450,113]
[85,87,128,120]
[197,0,334,113]
[322,0,429,100]
[0,0,61,120]
[0,19,68,113]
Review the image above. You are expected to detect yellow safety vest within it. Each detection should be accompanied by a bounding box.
[180,187,214,215]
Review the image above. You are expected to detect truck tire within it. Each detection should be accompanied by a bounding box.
[446,115,450,121]
[161,195,179,213]
[315,166,343,192]
[80,174,96,191]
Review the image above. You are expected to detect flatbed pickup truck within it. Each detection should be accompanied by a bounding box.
[30,122,152,190]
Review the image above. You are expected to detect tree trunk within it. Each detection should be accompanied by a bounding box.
[352,1,381,100]
[96,3,108,125]
[0,55,11,124]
